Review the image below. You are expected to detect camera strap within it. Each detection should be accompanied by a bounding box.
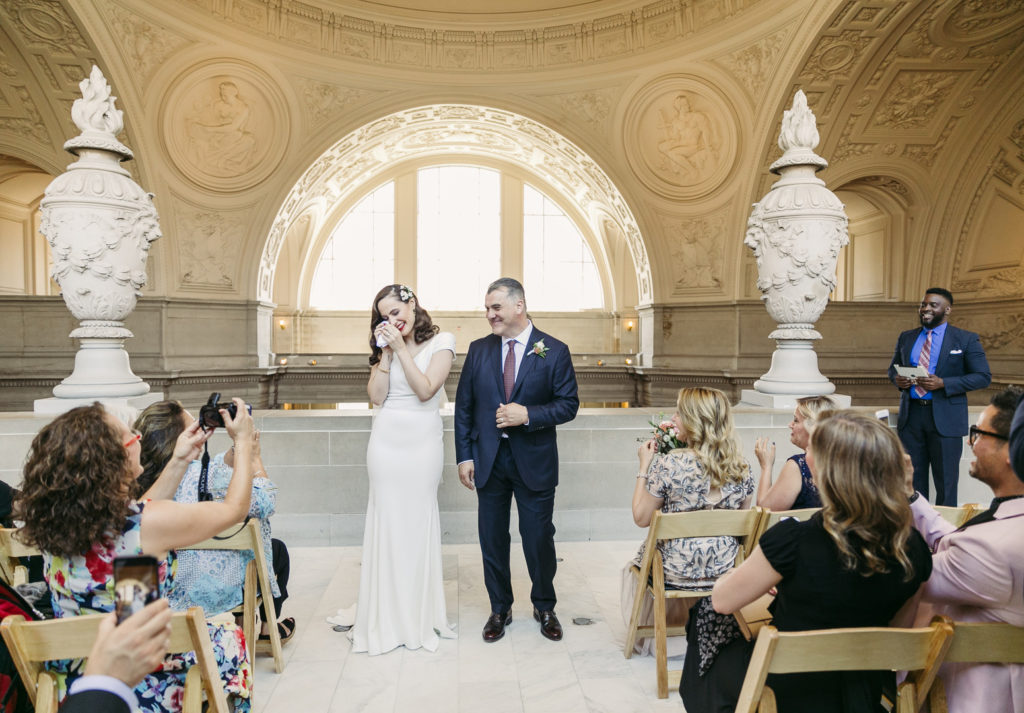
[198,441,212,502]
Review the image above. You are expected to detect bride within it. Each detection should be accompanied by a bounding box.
[330,284,457,654]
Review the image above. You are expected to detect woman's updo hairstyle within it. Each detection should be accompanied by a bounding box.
[368,284,439,365]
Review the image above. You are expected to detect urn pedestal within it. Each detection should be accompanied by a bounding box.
[34,66,163,415]
[741,91,850,408]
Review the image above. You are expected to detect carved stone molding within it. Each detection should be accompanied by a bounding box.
[1,0,90,56]
[157,0,768,71]
[104,2,192,89]
[713,28,790,102]
[297,77,382,130]
[529,85,622,134]
[172,199,247,292]
[160,59,290,192]
[623,75,738,200]
[656,208,728,295]
[260,104,652,304]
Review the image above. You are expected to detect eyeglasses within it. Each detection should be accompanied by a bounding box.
[968,425,1007,446]
[123,431,142,448]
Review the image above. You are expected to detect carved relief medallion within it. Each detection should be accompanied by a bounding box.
[624,76,738,200]
[161,61,289,191]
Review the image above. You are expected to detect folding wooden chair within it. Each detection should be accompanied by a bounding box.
[927,617,1024,713]
[183,519,285,672]
[734,620,953,713]
[623,507,763,698]
[933,504,980,528]
[0,528,40,587]
[0,606,229,713]
[752,507,820,542]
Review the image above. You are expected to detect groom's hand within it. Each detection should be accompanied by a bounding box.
[458,461,475,490]
[496,403,529,428]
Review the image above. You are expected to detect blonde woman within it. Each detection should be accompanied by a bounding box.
[753,395,834,510]
[622,387,754,655]
[686,410,932,712]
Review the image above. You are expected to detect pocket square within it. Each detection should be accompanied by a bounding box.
[950,349,962,354]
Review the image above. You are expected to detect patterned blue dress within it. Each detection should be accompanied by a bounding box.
[43,501,253,712]
[169,452,278,615]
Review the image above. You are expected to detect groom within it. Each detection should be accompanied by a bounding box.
[455,278,579,642]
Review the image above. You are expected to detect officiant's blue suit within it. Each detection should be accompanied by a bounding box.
[455,327,579,612]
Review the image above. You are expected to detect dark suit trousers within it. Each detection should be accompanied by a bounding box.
[477,439,557,612]
[900,400,963,506]
[60,689,131,713]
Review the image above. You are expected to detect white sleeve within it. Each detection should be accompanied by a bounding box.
[435,331,457,358]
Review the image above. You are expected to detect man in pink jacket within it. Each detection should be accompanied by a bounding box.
[908,385,1024,713]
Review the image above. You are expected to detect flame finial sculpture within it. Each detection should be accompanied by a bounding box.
[743,90,849,397]
[36,66,162,410]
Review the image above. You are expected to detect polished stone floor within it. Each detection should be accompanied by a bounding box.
[251,541,688,713]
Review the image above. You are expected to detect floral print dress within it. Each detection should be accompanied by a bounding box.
[43,501,253,712]
[632,450,755,589]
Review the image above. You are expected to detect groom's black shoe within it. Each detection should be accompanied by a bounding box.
[533,608,563,641]
[482,611,512,642]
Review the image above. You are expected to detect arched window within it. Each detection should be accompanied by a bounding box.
[523,183,602,311]
[308,181,394,310]
[306,162,605,312]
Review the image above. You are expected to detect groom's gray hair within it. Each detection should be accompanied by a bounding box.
[487,277,525,304]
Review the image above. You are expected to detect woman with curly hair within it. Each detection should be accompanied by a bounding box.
[622,386,755,655]
[15,400,257,712]
[687,410,932,713]
[327,284,457,654]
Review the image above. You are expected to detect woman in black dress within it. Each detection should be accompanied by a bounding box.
[681,410,932,713]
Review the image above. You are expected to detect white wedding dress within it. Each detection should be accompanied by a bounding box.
[344,331,458,654]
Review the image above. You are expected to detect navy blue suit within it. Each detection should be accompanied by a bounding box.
[888,323,990,505]
[61,690,131,713]
[454,327,579,612]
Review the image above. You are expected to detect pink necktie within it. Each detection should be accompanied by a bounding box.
[914,331,932,398]
[503,341,516,401]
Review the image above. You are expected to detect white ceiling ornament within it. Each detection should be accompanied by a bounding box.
[259,104,652,304]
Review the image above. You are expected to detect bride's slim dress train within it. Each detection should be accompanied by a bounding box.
[348,331,457,655]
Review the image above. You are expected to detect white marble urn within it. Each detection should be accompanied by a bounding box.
[39,66,161,399]
[743,90,849,396]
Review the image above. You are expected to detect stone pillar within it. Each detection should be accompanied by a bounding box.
[35,66,162,415]
[741,90,850,409]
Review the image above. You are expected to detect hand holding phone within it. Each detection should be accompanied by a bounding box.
[114,555,160,624]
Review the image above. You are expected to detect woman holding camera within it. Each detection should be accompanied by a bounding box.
[134,399,293,645]
[328,284,456,655]
[15,400,256,713]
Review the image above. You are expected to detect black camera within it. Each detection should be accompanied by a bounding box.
[198,392,250,430]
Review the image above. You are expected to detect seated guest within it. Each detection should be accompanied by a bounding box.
[15,401,254,712]
[61,599,173,713]
[908,386,1024,713]
[753,395,834,510]
[135,401,294,645]
[621,386,754,655]
[696,410,932,713]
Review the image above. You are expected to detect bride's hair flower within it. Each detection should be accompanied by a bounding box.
[531,339,549,358]
[398,285,413,302]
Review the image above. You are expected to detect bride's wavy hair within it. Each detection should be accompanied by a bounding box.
[368,284,438,365]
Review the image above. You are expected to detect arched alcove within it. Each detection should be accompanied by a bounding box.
[0,156,56,296]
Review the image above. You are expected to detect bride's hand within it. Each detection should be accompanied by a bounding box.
[376,322,406,353]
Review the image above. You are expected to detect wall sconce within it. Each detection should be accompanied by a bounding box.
[625,357,633,365]
[308,359,317,366]
[596,359,605,366]
[278,319,287,330]
[279,357,288,365]
[625,320,634,331]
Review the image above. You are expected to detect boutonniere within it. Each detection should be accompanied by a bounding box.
[530,339,549,358]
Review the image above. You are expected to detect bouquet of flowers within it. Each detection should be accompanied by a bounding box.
[646,418,686,454]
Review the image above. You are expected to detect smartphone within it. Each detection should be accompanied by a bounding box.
[113,555,160,624]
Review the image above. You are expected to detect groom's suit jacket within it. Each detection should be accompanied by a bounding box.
[454,328,579,490]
